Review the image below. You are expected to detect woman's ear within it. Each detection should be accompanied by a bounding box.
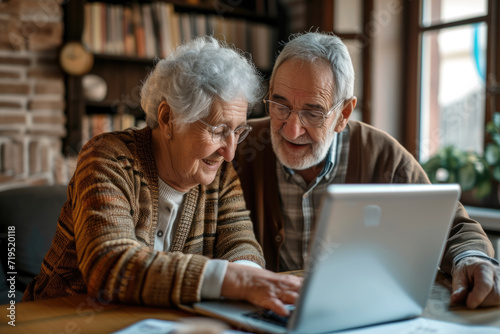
[157,101,175,139]
[157,101,171,127]
[335,97,357,132]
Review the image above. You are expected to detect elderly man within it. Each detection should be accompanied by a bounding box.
[235,31,500,309]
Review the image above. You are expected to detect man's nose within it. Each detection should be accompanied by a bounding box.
[282,111,306,140]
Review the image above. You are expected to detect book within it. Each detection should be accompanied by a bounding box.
[80,1,276,70]
[115,5,124,54]
[132,2,146,58]
[234,19,248,53]
[179,13,192,43]
[156,2,171,58]
[195,14,207,37]
[99,2,107,53]
[112,114,136,131]
[90,2,102,53]
[151,2,163,58]
[166,3,181,51]
[142,4,156,58]
[251,23,272,71]
[82,3,92,49]
[91,114,112,137]
[123,6,136,56]
[81,114,91,146]
[106,4,113,53]
[268,0,278,17]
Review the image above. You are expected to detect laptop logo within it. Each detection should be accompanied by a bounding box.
[364,205,381,227]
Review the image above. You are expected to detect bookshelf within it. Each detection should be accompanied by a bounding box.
[62,0,287,156]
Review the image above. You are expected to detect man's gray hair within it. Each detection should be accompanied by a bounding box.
[141,36,264,129]
[270,32,355,104]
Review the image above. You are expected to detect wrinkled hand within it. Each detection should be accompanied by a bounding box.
[450,257,500,308]
[221,263,303,316]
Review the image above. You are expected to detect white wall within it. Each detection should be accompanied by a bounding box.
[371,0,403,141]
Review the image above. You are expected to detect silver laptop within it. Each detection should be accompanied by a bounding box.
[192,184,461,334]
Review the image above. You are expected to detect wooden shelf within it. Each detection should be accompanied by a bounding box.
[84,0,279,22]
[173,3,278,24]
[86,101,145,118]
[62,0,287,156]
[93,53,156,64]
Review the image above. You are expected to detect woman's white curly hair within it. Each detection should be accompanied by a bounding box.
[141,36,265,130]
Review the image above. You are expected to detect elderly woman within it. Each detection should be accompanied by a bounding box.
[23,37,301,316]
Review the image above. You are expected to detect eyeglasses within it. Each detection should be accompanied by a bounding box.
[263,98,345,128]
[198,119,253,144]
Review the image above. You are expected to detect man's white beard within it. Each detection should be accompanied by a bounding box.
[271,127,336,171]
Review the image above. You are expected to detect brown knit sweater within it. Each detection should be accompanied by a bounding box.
[235,118,494,274]
[23,127,265,306]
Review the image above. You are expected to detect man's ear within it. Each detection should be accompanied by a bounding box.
[335,97,357,132]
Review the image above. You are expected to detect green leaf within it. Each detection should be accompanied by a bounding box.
[422,156,442,183]
[447,154,461,171]
[458,163,476,191]
[448,171,457,184]
[494,112,500,129]
[492,133,500,147]
[422,156,441,170]
[474,160,487,176]
[493,165,500,182]
[485,143,500,165]
[475,179,492,199]
[486,122,496,133]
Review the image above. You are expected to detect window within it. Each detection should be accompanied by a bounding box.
[404,0,499,161]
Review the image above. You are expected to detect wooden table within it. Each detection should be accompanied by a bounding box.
[1,271,499,334]
[0,294,196,334]
[422,271,500,327]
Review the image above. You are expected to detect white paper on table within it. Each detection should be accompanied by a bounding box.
[112,318,250,334]
[113,317,500,334]
[335,317,500,334]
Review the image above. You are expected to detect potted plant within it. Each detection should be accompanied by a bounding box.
[422,112,500,208]
[485,112,500,182]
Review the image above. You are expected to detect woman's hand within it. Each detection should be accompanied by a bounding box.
[221,262,303,316]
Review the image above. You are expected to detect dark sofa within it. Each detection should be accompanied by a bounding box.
[0,185,67,303]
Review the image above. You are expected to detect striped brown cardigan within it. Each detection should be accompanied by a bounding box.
[23,127,265,306]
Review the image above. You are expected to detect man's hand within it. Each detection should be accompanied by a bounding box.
[221,262,303,316]
[450,257,500,308]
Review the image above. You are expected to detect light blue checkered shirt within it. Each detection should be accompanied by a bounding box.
[277,128,350,271]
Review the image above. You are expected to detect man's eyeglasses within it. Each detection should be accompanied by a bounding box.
[198,119,253,144]
[263,98,345,128]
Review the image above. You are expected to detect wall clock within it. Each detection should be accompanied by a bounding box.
[59,41,94,76]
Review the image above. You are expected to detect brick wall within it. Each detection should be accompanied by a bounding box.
[0,0,75,190]
[0,0,307,191]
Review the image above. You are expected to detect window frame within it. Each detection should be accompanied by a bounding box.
[402,0,500,157]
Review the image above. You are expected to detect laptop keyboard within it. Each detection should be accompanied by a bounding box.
[244,308,294,328]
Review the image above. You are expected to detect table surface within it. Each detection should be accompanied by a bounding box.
[1,271,499,334]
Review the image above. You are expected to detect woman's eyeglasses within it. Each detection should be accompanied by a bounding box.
[198,119,253,144]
